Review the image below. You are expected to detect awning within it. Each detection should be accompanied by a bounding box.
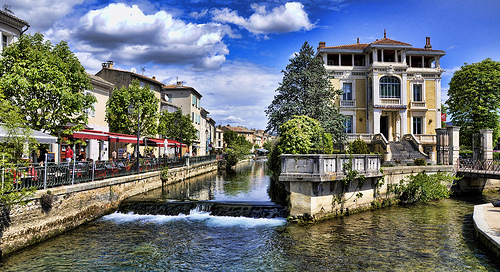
[146,138,165,147]
[72,129,108,141]
[0,127,58,144]
[167,139,187,147]
[108,132,143,144]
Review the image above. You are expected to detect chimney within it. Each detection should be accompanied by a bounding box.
[384,29,386,39]
[152,76,156,80]
[102,62,108,69]
[424,37,432,49]
[177,81,183,87]
[357,38,359,44]
[318,41,326,49]
[107,60,114,69]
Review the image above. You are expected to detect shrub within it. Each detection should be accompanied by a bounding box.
[349,139,370,154]
[414,158,426,166]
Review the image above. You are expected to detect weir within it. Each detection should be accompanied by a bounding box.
[118,200,286,218]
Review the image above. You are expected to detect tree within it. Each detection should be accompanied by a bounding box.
[265,41,345,143]
[0,33,96,136]
[446,58,500,147]
[106,80,159,137]
[278,115,324,155]
[157,109,197,146]
[223,130,253,169]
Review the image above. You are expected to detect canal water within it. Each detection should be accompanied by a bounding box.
[1,160,499,271]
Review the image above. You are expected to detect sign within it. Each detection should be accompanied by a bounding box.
[441,113,447,122]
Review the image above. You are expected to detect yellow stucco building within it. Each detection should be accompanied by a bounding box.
[317,33,445,149]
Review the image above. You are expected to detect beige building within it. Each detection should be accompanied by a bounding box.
[162,82,204,155]
[316,33,445,153]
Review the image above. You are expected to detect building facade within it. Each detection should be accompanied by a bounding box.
[316,33,445,143]
[0,9,29,52]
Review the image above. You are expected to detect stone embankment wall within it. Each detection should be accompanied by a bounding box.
[1,161,218,258]
[280,154,456,221]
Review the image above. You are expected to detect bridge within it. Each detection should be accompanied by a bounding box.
[457,159,500,179]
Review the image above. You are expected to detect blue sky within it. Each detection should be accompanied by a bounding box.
[12,0,500,130]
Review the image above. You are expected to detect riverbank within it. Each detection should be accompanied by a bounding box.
[473,203,500,262]
[0,160,218,258]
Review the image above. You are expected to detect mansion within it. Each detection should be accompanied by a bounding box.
[317,32,445,146]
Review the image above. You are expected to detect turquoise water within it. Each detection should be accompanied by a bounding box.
[0,161,498,271]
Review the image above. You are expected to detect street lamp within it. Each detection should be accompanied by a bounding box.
[128,103,140,174]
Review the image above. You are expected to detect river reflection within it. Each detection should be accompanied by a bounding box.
[0,161,498,271]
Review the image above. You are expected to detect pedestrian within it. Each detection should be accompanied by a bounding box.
[112,150,117,160]
[65,147,73,163]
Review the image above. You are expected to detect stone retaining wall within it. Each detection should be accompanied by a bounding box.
[1,161,218,258]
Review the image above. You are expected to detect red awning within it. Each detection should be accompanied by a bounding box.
[147,138,165,147]
[108,132,144,144]
[72,129,109,141]
[167,139,187,147]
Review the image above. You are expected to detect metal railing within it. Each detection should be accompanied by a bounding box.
[459,159,500,172]
[2,155,218,192]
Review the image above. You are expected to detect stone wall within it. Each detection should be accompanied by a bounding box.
[1,161,218,258]
[280,154,455,220]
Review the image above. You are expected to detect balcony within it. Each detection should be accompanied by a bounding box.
[340,99,355,107]
[410,101,427,110]
[380,98,401,105]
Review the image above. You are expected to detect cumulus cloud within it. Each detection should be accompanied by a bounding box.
[73,3,235,71]
[211,2,315,35]
[11,0,84,31]
[122,61,281,129]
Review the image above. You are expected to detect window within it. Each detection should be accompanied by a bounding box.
[344,115,353,133]
[2,35,7,49]
[380,76,400,98]
[164,93,172,103]
[413,84,422,101]
[413,117,423,135]
[192,112,194,122]
[342,83,353,100]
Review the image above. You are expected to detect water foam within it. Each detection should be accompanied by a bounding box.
[102,210,287,228]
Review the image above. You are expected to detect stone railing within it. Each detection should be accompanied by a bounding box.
[280,154,381,182]
[413,134,436,144]
[340,100,355,107]
[410,101,427,109]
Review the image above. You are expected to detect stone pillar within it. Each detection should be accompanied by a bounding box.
[447,126,460,165]
[480,129,493,160]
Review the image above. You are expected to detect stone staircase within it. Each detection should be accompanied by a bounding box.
[389,139,429,165]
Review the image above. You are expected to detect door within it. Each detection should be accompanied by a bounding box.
[380,116,389,140]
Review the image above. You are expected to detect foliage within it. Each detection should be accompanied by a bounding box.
[223,130,253,168]
[441,103,448,128]
[388,172,457,203]
[265,41,345,144]
[262,140,273,151]
[157,109,197,147]
[278,115,323,154]
[348,139,370,154]
[0,32,96,137]
[106,79,159,137]
[413,158,426,166]
[160,166,169,182]
[267,137,288,205]
[446,58,500,148]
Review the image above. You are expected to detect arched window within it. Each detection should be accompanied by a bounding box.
[380,76,400,98]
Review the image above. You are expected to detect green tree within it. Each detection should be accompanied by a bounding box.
[157,109,197,146]
[223,130,253,168]
[0,32,96,136]
[277,115,323,155]
[446,58,500,147]
[106,79,159,137]
[0,98,37,209]
[265,41,345,143]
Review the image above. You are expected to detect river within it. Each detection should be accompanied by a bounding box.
[0,160,499,271]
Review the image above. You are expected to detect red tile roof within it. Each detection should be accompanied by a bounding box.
[370,38,411,46]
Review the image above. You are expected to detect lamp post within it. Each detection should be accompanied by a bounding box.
[128,104,140,174]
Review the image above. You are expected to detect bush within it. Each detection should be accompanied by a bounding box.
[389,172,457,203]
[349,139,370,154]
[414,158,426,166]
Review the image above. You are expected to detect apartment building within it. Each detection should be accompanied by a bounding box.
[0,8,29,52]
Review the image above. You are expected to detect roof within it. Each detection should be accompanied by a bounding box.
[98,67,165,87]
[319,37,444,54]
[163,84,203,98]
[88,74,114,89]
[222,126,254,134]
[0,10,29,29]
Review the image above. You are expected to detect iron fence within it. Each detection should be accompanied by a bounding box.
[2,155,218,192]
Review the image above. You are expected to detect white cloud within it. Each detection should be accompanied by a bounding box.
[111,61,281,130]
[11,0,84,31]
[212,2,315,35]
[73,3,235,71]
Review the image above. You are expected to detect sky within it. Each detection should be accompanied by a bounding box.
[9,0,500,130]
